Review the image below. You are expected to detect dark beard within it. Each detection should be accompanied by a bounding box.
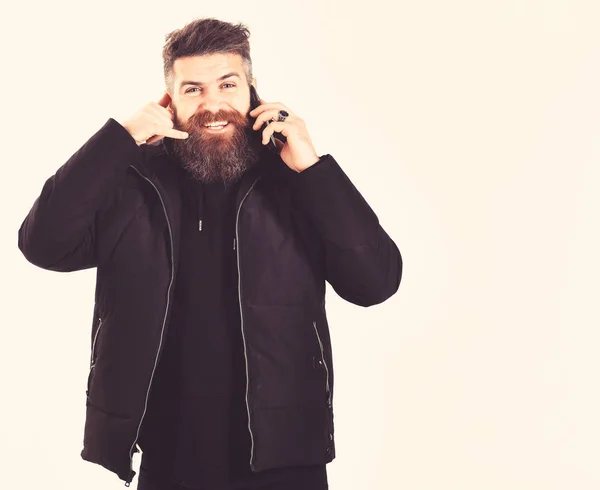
[170,108,263,183]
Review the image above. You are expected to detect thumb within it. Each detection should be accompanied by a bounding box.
[157,91,171,108]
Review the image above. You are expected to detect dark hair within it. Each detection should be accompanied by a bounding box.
[162,17,253,95]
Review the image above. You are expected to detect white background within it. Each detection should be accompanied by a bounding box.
[2,1,600,489]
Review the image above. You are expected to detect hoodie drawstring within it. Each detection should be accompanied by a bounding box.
[197,182,205,231]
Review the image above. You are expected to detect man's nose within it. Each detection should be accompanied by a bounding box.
[200,93,225,113]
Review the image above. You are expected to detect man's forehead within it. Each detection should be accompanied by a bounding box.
[173,53,244,84]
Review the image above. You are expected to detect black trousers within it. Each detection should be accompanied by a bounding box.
[136,463,329,490]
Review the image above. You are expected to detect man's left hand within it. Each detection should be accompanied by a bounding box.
[250,99,320,173]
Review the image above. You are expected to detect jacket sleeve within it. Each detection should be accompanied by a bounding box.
[18,118,143,272]
[288,154,402,307]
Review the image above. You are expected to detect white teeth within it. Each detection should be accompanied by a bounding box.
[204,121,228,128]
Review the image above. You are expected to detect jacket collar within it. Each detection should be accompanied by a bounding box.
[147,135,294,211]
[128,136,290,276]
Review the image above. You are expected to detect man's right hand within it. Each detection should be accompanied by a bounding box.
[121,92,189,146]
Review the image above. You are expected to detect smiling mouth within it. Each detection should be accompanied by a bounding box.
[203,121,230,131]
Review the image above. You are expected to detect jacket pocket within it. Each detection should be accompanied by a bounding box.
[86,317,103,396]
[311,320,332,408]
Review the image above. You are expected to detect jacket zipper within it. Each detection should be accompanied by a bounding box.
[86,317,103,396]
[236,176,261,471]
[124,166,176,486]
[312,320,332,408]
[91,317,103,367]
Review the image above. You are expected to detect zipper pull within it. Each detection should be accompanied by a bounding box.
[199,219,203,231]
[233,238,236,250]
[124,468,136,486]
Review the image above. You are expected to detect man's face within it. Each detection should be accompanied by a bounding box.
[168,52,262,183]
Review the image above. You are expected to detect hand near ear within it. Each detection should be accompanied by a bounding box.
[120,92,188,146]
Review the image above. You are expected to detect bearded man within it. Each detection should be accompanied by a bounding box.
[18,16,402,490]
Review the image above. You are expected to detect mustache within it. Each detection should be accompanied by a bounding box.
[181,109,250,129]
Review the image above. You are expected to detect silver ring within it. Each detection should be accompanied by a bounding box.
[277,110,289,122]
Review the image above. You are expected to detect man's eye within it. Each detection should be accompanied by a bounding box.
[186,83,235,94]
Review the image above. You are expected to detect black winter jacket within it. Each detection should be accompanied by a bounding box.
[17,118,402,486]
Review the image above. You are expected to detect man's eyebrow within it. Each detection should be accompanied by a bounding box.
[179,72,241,87]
